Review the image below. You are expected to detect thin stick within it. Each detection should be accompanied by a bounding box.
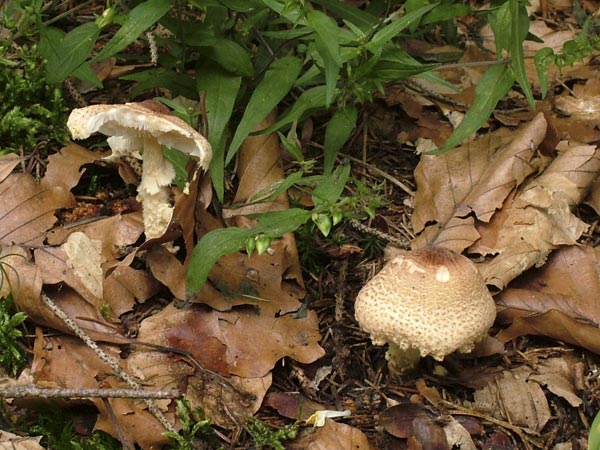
[340,153,415,197]
[0,386,181,399]
[350,219,410,248]
[41,293,177,433]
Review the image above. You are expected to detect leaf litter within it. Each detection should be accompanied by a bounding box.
[0,112,323,446]
[3,3,600,449]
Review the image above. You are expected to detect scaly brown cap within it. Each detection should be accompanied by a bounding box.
[354,246,496,370]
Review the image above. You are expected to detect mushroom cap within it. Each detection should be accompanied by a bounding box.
[354,246,496,362]
[67,101,212,170]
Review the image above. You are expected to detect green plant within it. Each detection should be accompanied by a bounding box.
[246,416,298,450]
[590,409,600,450]
[164,399,221,449]
[0,296,27,376]
[10,0,596,296]
[25,407,121,450]
[0,1,69,156]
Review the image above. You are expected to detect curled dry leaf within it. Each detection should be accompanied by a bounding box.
[0,430,44,450]
[476,142,600,289]
[288,419,373,450]
[465,365,551,432]
[412,113,548,253]
[32,334,171,449]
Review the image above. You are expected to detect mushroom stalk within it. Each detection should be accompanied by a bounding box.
[137,137,176,239]
[66,102,212,243]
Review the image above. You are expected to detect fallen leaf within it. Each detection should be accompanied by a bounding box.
[40,143,99,192]
[0,173,74,246]
[63,231,103,299]
[0,154,22,182]
[412,113,548,252]
[264,392,329,421]
[288,419,373,450]
[476,142,600,289]
[443,417,477,450]
[379,403,437,439]
[0,431,44,450]
[465,366,550,432]
[529,355,583,407]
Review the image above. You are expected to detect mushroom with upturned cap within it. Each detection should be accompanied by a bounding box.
[67,101,211,240]
[354,246,496,373]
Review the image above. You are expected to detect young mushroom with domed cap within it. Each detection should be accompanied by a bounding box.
[354,246,496,373]
[67,101,212,240]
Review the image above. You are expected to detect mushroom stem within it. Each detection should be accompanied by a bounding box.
[138,137,176,239]
[386,344,421,374]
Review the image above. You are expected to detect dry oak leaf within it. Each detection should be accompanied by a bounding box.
[0,172,74,246]
[288,419,373,450]
[412,113,548,253]
[465,365,550,432]
[475,142,600,289]
[0,431,44,450]
[126,304,269,428]
[31,334,171,449]
[528,354,584,408]
[494,246,600,355]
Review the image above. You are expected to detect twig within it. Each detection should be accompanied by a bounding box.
[0,386,181,399]
[350,219,410,249]
[340,152,415,197]
[40,293,177,433]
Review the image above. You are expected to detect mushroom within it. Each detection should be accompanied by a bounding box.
[67,101,211,240]
[354,246,496,373]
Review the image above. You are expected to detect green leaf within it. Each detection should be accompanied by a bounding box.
[365,3,438,53]
[311,162,351,208]
[323,105,357,175]
[312,0,377,30]
[488,2,511,56]
[40,23,100,84]
[590,410,600,450]
[534,47,555,99]
[91,0,170,63]
[203,38,253,77]
[431,63,515,155]
[198,66,242,201]
[421,3,471,25]
[71,61,103,88]
[307,9,342,107]
[226,55,303,165]
[370,47,439,80]
[307,10,341,66]
[163,146,189,191]
[121,68,197,99]
[509,0,534,107]
[248,170,304,203]
[259,86,328,135]
[186,208,312,294]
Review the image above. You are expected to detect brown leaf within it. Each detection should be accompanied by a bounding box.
[0,173,74,246]
[32,334,171,449]
[476,142,600,289]
[496,245,600,326]
[0,431,44,450]
[40,143,99,192]
[264,392,328,421]
[496,309,600,355]
[288,419,373,450]
[379,403,436,439]
[529,355,584,407]
[412,113,548,252]
[465,366,550,432]
[104,265,158,316]
[0,154,22,182]
[442,418,477,450]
